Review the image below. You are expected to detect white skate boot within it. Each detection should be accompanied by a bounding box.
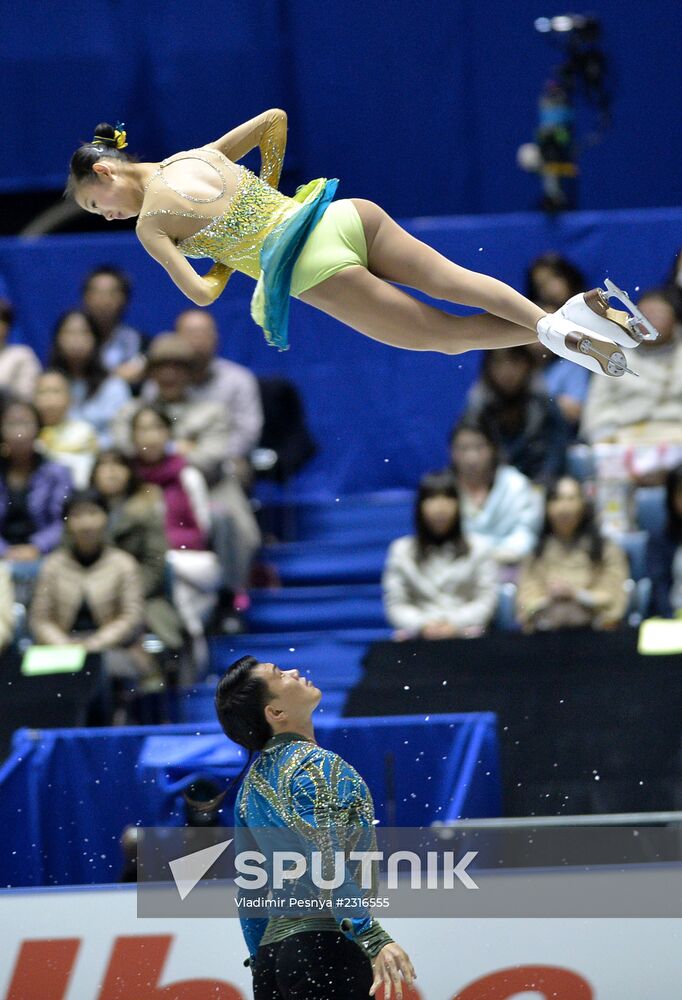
[558,278,660,349]
[537,313,637,378]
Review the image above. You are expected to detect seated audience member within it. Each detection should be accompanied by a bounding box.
[254,376,318,484]
[647,465,682,617]
[30,490,146,723]
[516,476,629,632]
[463,346,568,482]
[114,333,260,596]
[0,298,41,402]
[663,247,682,323]
[91,449,184,653]
[131,406,220,671]
[525,252,590,430]
[34,370,98,488]
[526,252,587,313]
[82,265,146,385]
[449,417,542,569]
[383,470,497,639]
[0,399,73,563]
[0,561,15,651]
[173,310,263,484]
[114,334,231,484]
[49,310,131,446]
[580,291,682,447]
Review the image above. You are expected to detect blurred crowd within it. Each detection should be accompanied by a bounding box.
[382,248,682,640]
[0,265,316,724]
[1,248,681,726]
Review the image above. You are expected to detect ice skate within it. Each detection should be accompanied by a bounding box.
[558,278,660,349]
[537,313,637,378]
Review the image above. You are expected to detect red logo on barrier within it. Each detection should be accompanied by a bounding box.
[7,939,82,1000]
[7,936,245,1000]
[454,964,593,999]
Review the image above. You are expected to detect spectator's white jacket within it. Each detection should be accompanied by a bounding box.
[580,336,682,443]
[460,465,543,564]
[382,534,498,632]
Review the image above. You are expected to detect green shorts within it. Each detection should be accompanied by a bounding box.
[290,199,368,297]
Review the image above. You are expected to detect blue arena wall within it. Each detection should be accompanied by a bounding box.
[1,0,681,215]
[1,205,680,495]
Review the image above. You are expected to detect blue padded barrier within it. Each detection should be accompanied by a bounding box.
[0,714,500,886]
[137,714,500,829]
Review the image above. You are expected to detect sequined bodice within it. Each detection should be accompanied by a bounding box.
[138,148,301,280]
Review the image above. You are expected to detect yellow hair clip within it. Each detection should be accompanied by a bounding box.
[92,123,128,150]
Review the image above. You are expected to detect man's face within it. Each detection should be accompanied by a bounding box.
[151,361,191,402]
[255,662,321,729]
[83,274,127,326]
[175,311,218,366]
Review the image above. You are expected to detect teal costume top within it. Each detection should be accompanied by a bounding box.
[234,732,393,963]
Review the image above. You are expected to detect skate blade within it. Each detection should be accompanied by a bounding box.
[603,279,660,342]
[578,337,637,377]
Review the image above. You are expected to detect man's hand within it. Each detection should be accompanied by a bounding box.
[370,942,416,999]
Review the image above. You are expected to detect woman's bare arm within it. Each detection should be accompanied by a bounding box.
[207,108,287,188]
[136,221,232,306]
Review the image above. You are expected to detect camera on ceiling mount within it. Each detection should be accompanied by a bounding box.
[517,13,611,212]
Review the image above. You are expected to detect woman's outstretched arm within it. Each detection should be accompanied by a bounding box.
[207,108,287,188]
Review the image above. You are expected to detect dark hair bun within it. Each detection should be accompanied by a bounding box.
[93,122,117,146]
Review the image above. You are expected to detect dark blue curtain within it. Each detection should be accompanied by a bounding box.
[1,0,681,213]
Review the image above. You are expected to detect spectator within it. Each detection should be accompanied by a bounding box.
[29,490,146,724]
[516,476,629,632]
[0,561,14,651]
[113,334,231,485]
[131,405,220,671]
[253,376,318,484]
[463,346,568,482]
[91,449,184,652]
[34,370,98,488]
[646,465,682,617]
[383,470,497,639]
[0,399,72,562]
[173,309,263,483]
[580,291,682,448]
[449,417,542,569]
[663,247,682,323]
[49,310,131,446]
[0,297,41,402]
[525,253,590,430]
[81,266,146,385]
[114,333,260,596]
[526,252,586,312]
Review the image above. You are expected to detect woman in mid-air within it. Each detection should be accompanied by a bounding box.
[67,110,657,370]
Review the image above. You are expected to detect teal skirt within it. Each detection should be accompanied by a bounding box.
[250,178,339,351]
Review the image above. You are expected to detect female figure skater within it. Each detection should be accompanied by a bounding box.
[68,111,657,370]
[215,653,416,999]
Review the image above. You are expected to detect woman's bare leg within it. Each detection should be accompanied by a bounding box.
[298,199,543,354]
[299,265,536,355]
